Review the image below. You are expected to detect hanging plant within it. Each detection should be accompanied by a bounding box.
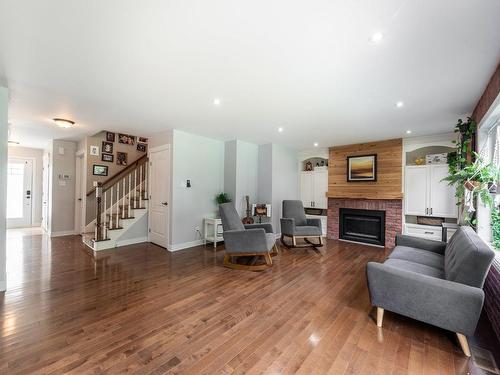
[215,192,232,204]
[492,208,500,249]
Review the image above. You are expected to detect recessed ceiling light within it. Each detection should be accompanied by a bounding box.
[406,130,412,134]
[370,32,384,43]
[313,142,319,147]
[213,98,221,106]
[396,101,404,108]
[53,118,75,128]
[278,127,284,133]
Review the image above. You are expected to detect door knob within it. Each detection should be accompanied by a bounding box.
[162,202,168,206]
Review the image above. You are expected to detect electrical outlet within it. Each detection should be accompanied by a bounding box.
[194,226,200,232]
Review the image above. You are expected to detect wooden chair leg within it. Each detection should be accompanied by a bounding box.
[271,243,279,256]
[319,236,323,246]
[292,236,297,247]
[376,307,384,327]
[264,253,273,266]
[222,253,273,271]
[456,333,471,357]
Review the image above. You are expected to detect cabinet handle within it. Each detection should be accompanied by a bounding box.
[425,208,428,214]
[430,208,433,215]
[424,231,434,234]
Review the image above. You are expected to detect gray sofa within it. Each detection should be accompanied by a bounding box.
[366,226,495,357]
[219,202,278,271]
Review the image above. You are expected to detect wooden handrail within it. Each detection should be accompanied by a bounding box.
[86,154,148,197]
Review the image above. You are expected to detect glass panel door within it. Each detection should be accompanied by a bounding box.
[6,158,33,228]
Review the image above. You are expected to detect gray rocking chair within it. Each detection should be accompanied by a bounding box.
[280,200,323,249]
[219,203,279,271]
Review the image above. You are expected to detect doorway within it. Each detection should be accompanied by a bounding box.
[148,145,170,248]
[7,158,33,229]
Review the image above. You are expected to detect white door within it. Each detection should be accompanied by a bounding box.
[42,153,50,232]
[313,170,328,209]
[300,172,314,208]
[404,166,428,216]
[429,164,457,218]
[148,146,170,248]
[7,158,33,228]
[74,154,85,234]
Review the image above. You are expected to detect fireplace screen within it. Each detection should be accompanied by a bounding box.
[339,208,385,246]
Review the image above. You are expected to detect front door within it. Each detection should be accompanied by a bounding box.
[148,146,170,248]
[7,158,33,228]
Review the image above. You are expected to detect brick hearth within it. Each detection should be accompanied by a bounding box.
[327,198,402,248]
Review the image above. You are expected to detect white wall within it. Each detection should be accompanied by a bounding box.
[224,140,237,204]
[49,140,77,236]
[8,146,44,226]
[171,130,224,248]
[235,140,259,216]
[0,87,8,291]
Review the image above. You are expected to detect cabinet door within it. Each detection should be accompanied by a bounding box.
[405,166,428,215]
[429,165,457,218]
[300,172,314,208]
[313,170,328,209]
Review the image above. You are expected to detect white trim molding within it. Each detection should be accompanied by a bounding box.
[115,236,148,248]
[168,239,204,252]
[49,230,77,238]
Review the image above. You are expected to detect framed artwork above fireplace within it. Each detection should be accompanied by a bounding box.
[347,154,377,181]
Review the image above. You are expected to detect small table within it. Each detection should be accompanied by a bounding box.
[204,217,224,250]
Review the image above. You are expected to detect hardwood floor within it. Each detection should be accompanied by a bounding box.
[0,231,498,374]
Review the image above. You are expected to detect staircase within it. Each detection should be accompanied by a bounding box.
[83,157,149,251]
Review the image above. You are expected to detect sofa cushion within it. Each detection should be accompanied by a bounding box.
[389,246,444,270]
[444,226,495,288]
[384,258,445,279]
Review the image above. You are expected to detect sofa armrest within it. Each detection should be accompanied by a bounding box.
[280,218,295,236]
[306,218,322,229]
[366,262,484,336]
[223,229,268,253]
[395,234,446,254]
[244,223,274,233]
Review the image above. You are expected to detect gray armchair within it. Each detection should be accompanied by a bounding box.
[219,202,278,271]
[366,226,495,357]
[280,200,323,249]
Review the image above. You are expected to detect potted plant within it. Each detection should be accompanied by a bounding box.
[492,208,500,249]
[215,192,232,205]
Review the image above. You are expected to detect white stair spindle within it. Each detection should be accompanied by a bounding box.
[134,169,137,209]
[116,182,120,229]
[145,162,148,198]
[110,186,114,229]
[139,164,143,208]
[104,190,108,238]
[122,178,126,219]
[128,173,132,218]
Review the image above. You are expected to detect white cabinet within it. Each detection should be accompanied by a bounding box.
[300,169,328,209]
[405,165,456,218]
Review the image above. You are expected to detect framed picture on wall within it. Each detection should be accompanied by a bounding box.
[137,143,147,152]
[347,154,377,181]
[117,152,128,166]
[101,153,114,162]
[93,165,108,176]
[106,132,115,142]
[102,141,113,154]
[139,137,148,143]
[118,133,135,145]
[89,145,99,156]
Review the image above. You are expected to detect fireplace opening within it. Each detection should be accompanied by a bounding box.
[339,208,385,246]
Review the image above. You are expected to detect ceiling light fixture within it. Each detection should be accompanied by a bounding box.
[370,32,384,43]
[396,101,404,108]
[313,142,319,147]
[213,98,221,106]
[278,127,284,133]
[406,130,412,134]
[53,118,75,128]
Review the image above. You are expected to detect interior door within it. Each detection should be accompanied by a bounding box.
[74,154,84,234]
[404,166,428,216]
[7,158,33,228]
[42,153,50,232]
[429,164,457,218]
[148,147,170,248]
[313,170,328,209]
[300,172,314,208]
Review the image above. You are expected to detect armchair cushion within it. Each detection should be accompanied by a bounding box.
[292,226,322,237]
[223,228,271,254]
[389,246,444,270]
[306,218,322,228]
[282,200,307,226]
[219,202,244,231]
[384,258,444,279]
[395,234,446,254]
[244,223,274,233]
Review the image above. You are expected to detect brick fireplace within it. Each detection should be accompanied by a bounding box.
[327,198,402,248]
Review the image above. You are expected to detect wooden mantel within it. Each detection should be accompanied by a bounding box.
[327,138,403,200]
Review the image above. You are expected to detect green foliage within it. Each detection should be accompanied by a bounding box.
[492,209,500,249]
[215,192,232,204]
[447,117,476,177]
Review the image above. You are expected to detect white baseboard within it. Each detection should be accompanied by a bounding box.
[169,239,204,252]
[115,236,148,248]
[50,230,77,238]
[0,280,6,292]
[32,222,42,227]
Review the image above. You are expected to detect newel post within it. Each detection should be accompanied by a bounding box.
[94,182,103,240]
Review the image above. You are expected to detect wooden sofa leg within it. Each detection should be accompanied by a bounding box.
[456,333,471,357]
[376,307,384,327]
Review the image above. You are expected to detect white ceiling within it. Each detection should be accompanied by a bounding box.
[1,0,499,150]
